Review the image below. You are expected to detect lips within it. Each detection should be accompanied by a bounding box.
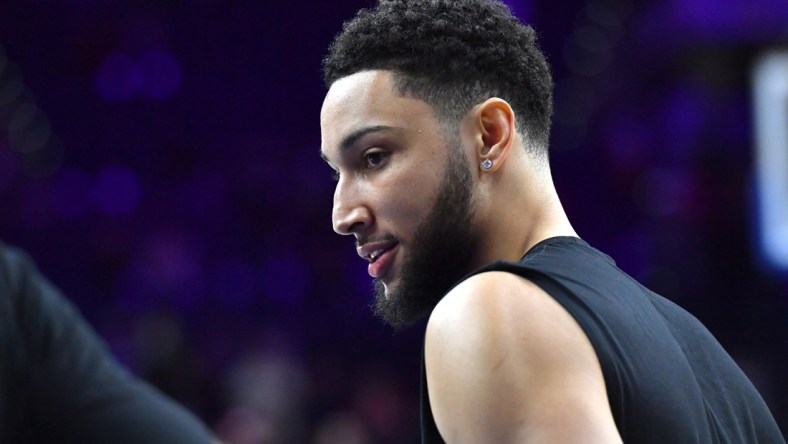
[357,240,398,278]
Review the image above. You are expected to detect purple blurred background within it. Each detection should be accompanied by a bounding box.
[1,0,787,442]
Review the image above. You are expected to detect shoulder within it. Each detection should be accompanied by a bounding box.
[424,271,621,443]
[426,270,576,353]
[425,270,593,376]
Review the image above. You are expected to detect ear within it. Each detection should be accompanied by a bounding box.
[473,98,516,173]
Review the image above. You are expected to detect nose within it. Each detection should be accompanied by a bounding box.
[332,182,372,235]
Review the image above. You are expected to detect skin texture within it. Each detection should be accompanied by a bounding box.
[370,140,477,328]
[426,272,623,443]
[321,70,622,442]
[321,70,478,327]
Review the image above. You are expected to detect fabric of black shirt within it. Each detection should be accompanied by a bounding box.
[421,237,785,443]
[0,242,215,443]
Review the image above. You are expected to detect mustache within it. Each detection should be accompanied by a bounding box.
[355,233,399,249]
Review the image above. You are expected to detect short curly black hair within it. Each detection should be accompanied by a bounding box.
[323,0,554,155]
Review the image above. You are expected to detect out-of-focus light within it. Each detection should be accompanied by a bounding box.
[8,104,51,155]
[554,0,632,153]
[563,26,613,77]
[0,143,16,191]
[670,0,788,43]
[0,79,23,106]
[632,167,696,218]
[586,0,624,28]
[0,52,64,179]
[554,77,597,127]
[95,52,141,101]
[657,84,706,160]
[752,50,788,270]
[587,0,633,27]
[94,48,182,101]
[0,45,7,75]
[606,114,651,171]
[93,165,142,215]
[50,168,93,219]
[20,137,63,178]
[503,0,535,21]
[120,234,207,311]
[7,102,37,132]
[211,259,260,309]
[13,125,50,154]
[261,252,307,306]
[552,76,593,150]
[139,48,182,99]
[574,25,613,54]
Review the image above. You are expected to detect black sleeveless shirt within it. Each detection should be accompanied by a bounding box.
[421,237,784,443]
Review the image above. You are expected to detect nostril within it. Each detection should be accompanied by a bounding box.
[333,206,371,235]
[347,221,366,233]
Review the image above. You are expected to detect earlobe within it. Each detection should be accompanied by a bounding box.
[477,98,515,173]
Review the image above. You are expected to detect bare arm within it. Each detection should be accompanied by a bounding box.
[425,271,622,444]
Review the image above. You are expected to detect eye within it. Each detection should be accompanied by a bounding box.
[362,150,387,169]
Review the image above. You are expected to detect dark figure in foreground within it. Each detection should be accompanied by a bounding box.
[319,1,785,442]
[0,241,215,443]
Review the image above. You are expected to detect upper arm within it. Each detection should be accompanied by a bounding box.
[424,271,622,444]
[3,245,214,443]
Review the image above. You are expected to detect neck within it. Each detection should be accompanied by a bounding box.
[473,162,577,268]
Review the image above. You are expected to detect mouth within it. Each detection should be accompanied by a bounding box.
[357,240,399,278]
[366,246,392,263]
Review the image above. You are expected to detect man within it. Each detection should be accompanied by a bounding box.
[0,241,216,443]
[319,0,785,443]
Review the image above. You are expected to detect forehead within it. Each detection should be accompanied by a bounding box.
[320,70,438,156]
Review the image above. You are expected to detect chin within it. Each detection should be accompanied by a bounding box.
[380,280,397,299]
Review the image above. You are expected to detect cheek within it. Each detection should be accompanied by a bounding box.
[375,168,442,236]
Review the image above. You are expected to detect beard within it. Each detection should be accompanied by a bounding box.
[371,143,477,329]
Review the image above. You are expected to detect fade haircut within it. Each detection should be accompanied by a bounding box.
[323,0,554,157]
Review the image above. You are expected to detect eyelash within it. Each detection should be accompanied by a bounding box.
[329,150,388,182]
[363,150,386,169]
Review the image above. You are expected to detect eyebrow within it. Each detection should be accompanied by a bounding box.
[320,125,399,162]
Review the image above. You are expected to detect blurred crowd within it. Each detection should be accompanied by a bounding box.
[1,0,786,442]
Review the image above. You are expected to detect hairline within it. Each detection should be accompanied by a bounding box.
[386,69,549,162]
[327,68,549,167]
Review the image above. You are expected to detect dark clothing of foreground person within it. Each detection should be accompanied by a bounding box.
[421,237,784,444]
[0,241,214,443]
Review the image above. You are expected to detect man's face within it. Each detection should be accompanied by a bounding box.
[320,70,478,327]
